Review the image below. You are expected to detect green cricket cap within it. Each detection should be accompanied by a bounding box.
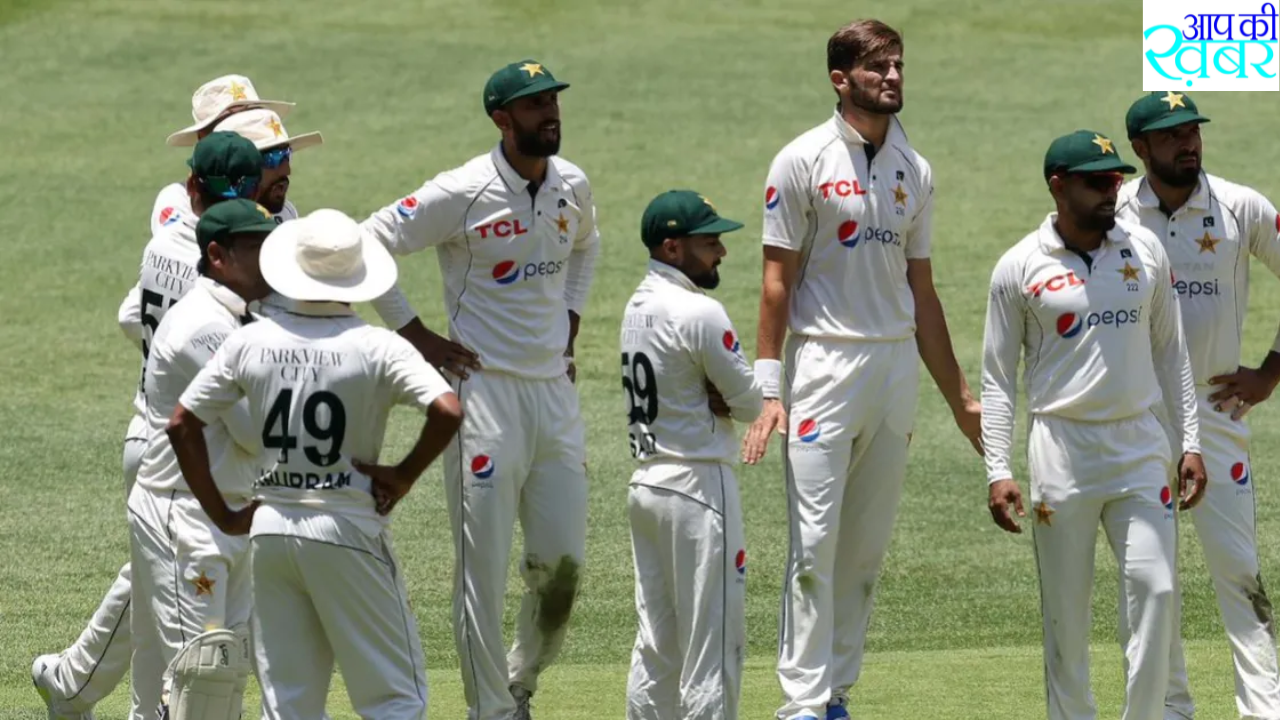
[195,198,279,254]
[1043,130,1137,180]
[483,59,570,115]
[1125,91,1211,139]
[641,190,744,248]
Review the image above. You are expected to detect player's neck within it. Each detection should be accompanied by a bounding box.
[1146,174,1196,216]
[1053,214,1106,253]
[207,272,265,306]
[839,103,890,148]
[501,138,548,188]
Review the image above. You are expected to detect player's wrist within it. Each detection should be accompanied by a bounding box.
[754,358,782,398]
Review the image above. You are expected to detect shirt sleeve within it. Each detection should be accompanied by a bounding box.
[382,332,455,411]
[369,284,419,331]
[563,176,600,315]
[1242,190,1280,354]
[761,146,814,251]
[687,301,763,424]
[905,170,935,260]
[174,322,260,454]
[361,170,469,257]
[1147,240,1201,455]
[179,330,248,425]
[980,254,1026,484]
[118,283,144,352]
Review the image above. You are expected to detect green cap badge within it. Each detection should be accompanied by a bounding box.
[641,190,744,248]
[1043,130,1137,180]
[1125,91,1210,139]
[188,131,264,199]
[195,198,279,255]
[483,59,571,115]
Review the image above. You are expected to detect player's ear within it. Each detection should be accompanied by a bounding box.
[491,108,511,134]
[829,69,849,93]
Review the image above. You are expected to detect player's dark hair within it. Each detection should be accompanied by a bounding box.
[198,230,262,277]
[827,19,903,73]
[195,194,234,275]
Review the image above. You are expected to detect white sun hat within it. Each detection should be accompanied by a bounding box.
[211,108,323,152]
[260,210,398,303]
[166,74,295,148]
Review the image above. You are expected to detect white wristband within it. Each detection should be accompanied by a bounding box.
[754,359,783,399]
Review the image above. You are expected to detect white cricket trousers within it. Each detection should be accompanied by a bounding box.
[776,335,919,720]
[1159,390,1280,720]
[1029,412,1176,720]
[44,416,146,710]
[443,370,588,720]
[250,505,428,720]
[127,485,251,720]
[627,461,746,720]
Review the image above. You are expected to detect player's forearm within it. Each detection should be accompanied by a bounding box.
[1259,349,1280,389]
[566,310,581,356]
[397,396,464,482]
[167,406,234,526]
[980,384,1016,483]
[563,239,598,316]
[915,292,974,412]
[372,285,418,331]
[118,285,144,351]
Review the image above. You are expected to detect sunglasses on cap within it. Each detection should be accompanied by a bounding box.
[1073,172,1124,193]
[199,174,261,200]
[261,146,292,170]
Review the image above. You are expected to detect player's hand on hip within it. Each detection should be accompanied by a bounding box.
[952,397,984,456]
[742,399,786,465]
[355,459,414,515]
[423,331,482,380]
[987,479,1024,534]
[706,380,731,418]
[565,354,577,384]
[1178,452,1208,511]
[1208,365,1278,420]
[216,501,260,536]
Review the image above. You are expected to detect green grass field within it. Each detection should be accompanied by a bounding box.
[3,0,1280,717]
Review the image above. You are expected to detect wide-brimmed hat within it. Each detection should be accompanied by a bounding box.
[166,74,294,147]
[260,210,397,303]
[211,108,322,152]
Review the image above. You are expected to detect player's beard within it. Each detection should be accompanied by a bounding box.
[687,263,721,290]
[1149,152,1201,188]
[259,178,289,214]
[847,79,903,115]
[513,118,561,158]
[1079,202,1118,232]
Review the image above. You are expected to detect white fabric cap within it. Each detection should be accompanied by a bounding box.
[166,75,295,147]
[211,108,322,152]
[260,210,397,303]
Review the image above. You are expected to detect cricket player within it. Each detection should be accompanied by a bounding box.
[31,79,298,720]
[982,130,1207,720]
[1117,91,1280,720]
[361,58,598,720]
[31,132,269,720]
[167,208,463,720]
[621,190,762,720]
[741,20,982,720]
[128,192,279,720]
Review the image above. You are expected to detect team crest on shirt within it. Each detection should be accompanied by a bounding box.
[1203,216,1215,228]
[189,571,216,597]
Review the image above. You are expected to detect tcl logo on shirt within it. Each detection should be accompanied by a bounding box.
[1027,271,1085,298]
[818,179,868,200]
[475,219,529,239]
[491,259,565,285]
[1055,308,1142,338]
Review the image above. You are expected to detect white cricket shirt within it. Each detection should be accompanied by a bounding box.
[136,278,261,499]
[981,214,1201,484]
[362,145,601,379]
[620,261,763,465]
[121,191,299,417]
[149,182,297,237]
[762,109,934,341]
[1117,172,1280,384]
[179,302,454,535]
